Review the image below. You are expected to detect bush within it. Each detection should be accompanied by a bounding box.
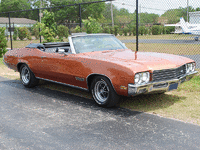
[57,25,69,41]
[27,30,32,40]
[13,27,18,41]
[123,27,129,36]
[18,27,29,40]
[114,25,119,36]
[161,26,166,34]
[110,27,114,34]
[75,25,81,33]
[151,25,161,35]
[83,17,102,34]
[139,26,145,35]
[132,26,136,36]
[32,24,39,40]
[119,30,123,36]
[0,27,7,57]
[165,26,175,34]
[144,27,149,35]
[103,26,110,34]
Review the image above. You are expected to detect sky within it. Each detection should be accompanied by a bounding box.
[111,0,200,15]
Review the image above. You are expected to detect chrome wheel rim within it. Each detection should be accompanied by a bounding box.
[21,66,30,84]
[94,80,109,103]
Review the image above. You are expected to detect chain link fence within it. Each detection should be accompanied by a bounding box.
[0,0,199,68]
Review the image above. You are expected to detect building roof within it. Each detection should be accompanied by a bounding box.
[189,11,200,15]
[0,17,37,24]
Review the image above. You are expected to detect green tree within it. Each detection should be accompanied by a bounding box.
[48,0,105,24]
[83,17,102,34]
[0,28,7,58]
[42,10,57,35]
[36,10,57,43]
[57,25,69,41]
[0,0,32,18]
[0,0,31,12]
[162,6,195,24]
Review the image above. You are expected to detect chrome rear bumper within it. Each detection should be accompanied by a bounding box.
[128,71,198,96]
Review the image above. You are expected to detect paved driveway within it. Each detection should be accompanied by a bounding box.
[0,76,200,150]
[121,39,200,45]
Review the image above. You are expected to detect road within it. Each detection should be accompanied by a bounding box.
[0,76,200,149]
[121,39,200,45]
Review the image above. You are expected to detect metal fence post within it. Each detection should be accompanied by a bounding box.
[38,9,42,43]
[79,4,82,29]
[8,13,13,50]
[136,0,139,52]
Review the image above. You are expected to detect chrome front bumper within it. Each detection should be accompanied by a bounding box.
[128,71,198,96]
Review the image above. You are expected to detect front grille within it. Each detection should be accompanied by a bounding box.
[153,65,186,82]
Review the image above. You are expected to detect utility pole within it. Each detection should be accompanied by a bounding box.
[136,0,138,51]
[111,1,114,27]
[187,0,189,22]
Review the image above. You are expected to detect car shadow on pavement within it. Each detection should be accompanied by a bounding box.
[1,78,186,118]
[0,78,142,118]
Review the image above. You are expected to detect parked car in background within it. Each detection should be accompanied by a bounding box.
[3,33,198,107]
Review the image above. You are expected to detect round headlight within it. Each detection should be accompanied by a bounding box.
[186,63,195,73]
[142,72,149,83]
[134,74,140,84]
[134,72,150,85]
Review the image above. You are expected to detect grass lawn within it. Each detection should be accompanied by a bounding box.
[6,35,199,56]
[125,43,200,55]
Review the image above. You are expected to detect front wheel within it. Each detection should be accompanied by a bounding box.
[91,76,120,107]
[20,64,38,88]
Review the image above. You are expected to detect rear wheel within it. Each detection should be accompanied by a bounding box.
[20,64,38,88]
[91,76,120,107]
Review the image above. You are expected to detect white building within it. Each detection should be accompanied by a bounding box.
[189,11,200,24]
[0,17,37,35]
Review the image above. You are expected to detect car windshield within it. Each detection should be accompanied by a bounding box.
[72,35,127,54]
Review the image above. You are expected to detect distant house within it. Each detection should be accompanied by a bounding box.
[0,17,37,36]
[0,17,37,28]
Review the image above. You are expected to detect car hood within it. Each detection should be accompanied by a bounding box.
[78,49,194,72]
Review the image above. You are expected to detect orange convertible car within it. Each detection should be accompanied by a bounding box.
[3,33,198,107]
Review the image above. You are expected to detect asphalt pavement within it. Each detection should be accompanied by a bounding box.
[1,76,200,149]
[121,39,200,45]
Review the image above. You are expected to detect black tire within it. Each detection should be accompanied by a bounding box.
[91,76,120,107]
[20,64,38,88]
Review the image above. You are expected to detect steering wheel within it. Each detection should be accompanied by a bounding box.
[37,45,45,51]
[105,44,114,49]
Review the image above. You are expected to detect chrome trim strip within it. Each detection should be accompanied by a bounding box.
[36,77,89,91]
[68,37,76,54]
